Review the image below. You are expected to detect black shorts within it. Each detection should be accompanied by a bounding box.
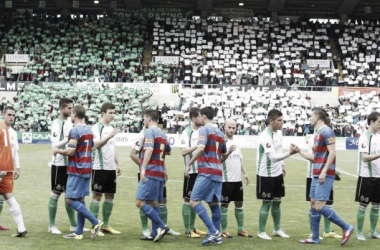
[91,170,117,194]
[355,177,380,204]
[256,175,285,200]
[183,173,197,199]
[51,165,68,193]
[221,181,243,203]
[138,173,166,199]
[306,178,333,205]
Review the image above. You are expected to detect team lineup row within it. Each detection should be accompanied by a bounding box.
[1,99,380,246]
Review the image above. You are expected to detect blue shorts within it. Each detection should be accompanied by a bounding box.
[190,175,222,203]
[136,177,164,201]
[309,177,334,201]
[66,175,90,199]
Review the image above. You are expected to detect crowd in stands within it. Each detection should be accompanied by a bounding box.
[162,86,376,136]
[2,14,379,86]
[1,15,148,83]
[0,83,154,133]
[151,17,339,87]
[0,81,376,136]
[335,20,380,87]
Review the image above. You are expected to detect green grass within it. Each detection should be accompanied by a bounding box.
[0,146,375,249]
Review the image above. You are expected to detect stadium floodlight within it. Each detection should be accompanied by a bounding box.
[94,0,99,4]
[239,2,244,6]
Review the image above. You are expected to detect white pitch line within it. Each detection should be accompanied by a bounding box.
[290,155,357,178]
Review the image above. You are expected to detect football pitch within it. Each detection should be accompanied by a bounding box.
[0,145,376,250]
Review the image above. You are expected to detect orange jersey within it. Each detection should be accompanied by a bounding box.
[0,121,14,172]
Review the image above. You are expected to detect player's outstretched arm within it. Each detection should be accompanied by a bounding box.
[187,145,204,167]
[181,145,197,156]
[94,128,119,149]
[362,152,380,162]
[53,138,77,156]
[129,149,141,166]
[140,148,153,182]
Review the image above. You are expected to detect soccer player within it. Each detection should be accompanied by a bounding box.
[185,106,227,245]
[256,109,297,240]
[355,111,380,241]
[220,119,252,238]
[0,107,27,237]
[48,98,81,234]
[180,107,207,238]
[89,102,121,235]
[305,133,341,240]
[130,128,150,237]
[53,105,103,240]
[131,127,180,237]
[0,106,21,231]
[297,107,354,245]
[135,110,170,242]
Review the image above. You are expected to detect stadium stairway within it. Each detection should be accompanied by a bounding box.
[329,37,343,81]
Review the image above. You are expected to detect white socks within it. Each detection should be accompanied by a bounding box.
[7,197,26,233]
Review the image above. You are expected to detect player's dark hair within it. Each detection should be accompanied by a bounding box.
[73,105,86,119]
[189,107,201,120]
[100,102,116,114]
[267,109,283,123]
[200,106,215,120]
[144,109,159,122]
[3,106,15,114]
[367,111,380,126]
[312,107,331,126]
[59,97,73,109]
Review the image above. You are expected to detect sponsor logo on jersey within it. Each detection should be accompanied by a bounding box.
[199,136,205,141]
[266,143,271,148]
[136,141,140,146]
[53,132,57,137]
[181,139,186,144]
[362,143,366,148]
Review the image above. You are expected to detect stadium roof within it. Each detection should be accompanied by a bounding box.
[2,0,380,19]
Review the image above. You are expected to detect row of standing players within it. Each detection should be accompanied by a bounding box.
[2,99,379,245]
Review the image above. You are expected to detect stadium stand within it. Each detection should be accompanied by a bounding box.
[2,15,147,83]
[151,18,339,86]
[335,20,380,87]
[3,83,155,133]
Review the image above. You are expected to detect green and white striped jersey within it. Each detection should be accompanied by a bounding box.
[92,122,116,170]
[222,137,243,182]
[256,128,283,177]
[357,131,380,178]
[180,126,199,174]
[51,118,72,166]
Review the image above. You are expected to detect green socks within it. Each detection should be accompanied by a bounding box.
[357,208,366,234]
[90,200,100,218]
[102,199,114,227]
[235,207,244,231]
[139,209,149,230]
[190,206,196,230]
[323,214,332,233]
[65,203,77,227]
[48,193,59,227]
[0,196,4,215]
[221,206,228,232]
[182,203,191,233]
[271,200,281,231]
[370,207,379,233]
[160,204,168,224]
[259,201,272,233]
